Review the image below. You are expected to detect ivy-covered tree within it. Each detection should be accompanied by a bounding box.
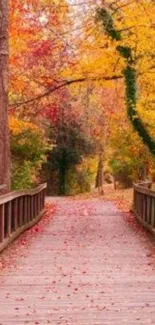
[97,6,155,155]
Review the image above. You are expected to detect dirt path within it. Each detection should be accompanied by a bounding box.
[0,197,155,324]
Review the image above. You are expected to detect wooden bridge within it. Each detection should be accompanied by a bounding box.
[0,183,155,324]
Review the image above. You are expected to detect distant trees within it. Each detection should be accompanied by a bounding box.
[46,104,95,195]
[2,0,154,194]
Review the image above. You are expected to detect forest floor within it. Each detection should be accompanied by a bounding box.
[0,189,155,324]
[73,184,133,213]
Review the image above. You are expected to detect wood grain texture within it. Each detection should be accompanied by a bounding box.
[0,0,10,192]
[134,182,155,235]
[0,197,155,324]
[0,184,47,250]
[0,183,46,205]
[0,209,45,254]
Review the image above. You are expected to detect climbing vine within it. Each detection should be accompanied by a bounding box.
[97,8,155,155]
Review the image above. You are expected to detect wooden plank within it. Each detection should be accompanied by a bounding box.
[151,197,155,228]
[0,183,47,205]
[146,195,151,225]
[43,189,45,207]
[13,199,18,231]
[24,196,27,224]
[38,193,41,213]
[41,191,43,210]
[36,194,39,216]
[33,195,36,218]
[27,196,31,222]
[0,198,155,324]
[133,184,155,197]
[36,195,39,216]
[0,184,46,250]
[0,204,4,243]
[144,195,147,222]
[27,196,29,223]
[31,196,33,221]
[19,197,23,227]
[0,209,45,253]
[142,193,145,220]
[6,201,11,237]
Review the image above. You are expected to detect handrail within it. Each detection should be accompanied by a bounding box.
[0,183,47,252]
[133,180,155,236]
[0,183,47,205]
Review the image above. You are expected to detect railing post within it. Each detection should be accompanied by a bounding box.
[147,195,151,226]
[142,194,145,219]
[24,196,28,224]
[29,196,31,222]
[35,195,37,217]
[40,192,42,211]
[30,196,33,221]
[37,193,40,214]
[27,196,30,222]
[0,204,4,242]
[133,187,136,210]
[40,192,42,210]
[19,197,23,227]
[7,202,11,237]
[13,199,18,231]
[36,194,38,216]
[133,181,155,235]
[151,198,155,228]
[32,195,35,219]
[43,189,45,208]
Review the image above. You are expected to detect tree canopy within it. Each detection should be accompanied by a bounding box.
[0,0,155,193]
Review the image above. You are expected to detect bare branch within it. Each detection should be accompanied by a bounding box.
[10,75,122,107]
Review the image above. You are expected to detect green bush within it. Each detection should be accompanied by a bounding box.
[10,117,49,190]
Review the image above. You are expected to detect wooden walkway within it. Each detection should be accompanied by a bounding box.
[0,197,155,324]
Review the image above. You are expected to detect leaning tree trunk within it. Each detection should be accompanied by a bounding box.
[59,164,66,196]
[95,154,104,195]
[59,151,67,196]
[0,0,10,193]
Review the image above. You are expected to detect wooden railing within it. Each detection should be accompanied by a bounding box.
[133,180,155,235]
[0,183,46,252]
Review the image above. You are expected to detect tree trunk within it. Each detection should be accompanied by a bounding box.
[95,154,104,195]
[59,165,66,196]
[0,0,10,193]
[59,151,67,196]
[140,164,147,181]
[114,177,117,190]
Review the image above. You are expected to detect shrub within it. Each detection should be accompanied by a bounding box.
[10,117,49,190]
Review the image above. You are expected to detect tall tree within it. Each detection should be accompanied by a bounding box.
[0,0,10,192]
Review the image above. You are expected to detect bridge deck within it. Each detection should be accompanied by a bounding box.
[0,197,155,324]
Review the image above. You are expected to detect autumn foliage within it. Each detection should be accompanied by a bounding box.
[7,0,155,193]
